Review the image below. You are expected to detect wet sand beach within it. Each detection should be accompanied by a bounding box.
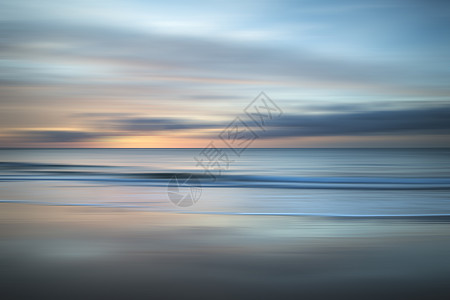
[2,203,450,299]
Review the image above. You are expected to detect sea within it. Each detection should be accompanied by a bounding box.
[2,148,450,299]
[1,148,450,216]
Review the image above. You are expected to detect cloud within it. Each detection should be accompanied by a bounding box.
[114,117,220,132]
[1,0,450,147]
[15,130,106,143]
[108,104,450,139]
[258,105,450,138]
[3,104,450,145]
[1,18,447,95]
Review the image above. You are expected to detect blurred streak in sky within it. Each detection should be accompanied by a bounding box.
[0,0,449,147]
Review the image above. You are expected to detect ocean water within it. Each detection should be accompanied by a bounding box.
[1,148,450,216]
[2,148,450,299]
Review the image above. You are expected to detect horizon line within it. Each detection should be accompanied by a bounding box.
[1,147,449,150]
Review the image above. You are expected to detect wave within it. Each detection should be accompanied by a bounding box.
[0,162,114,170]
[184,211,450,220]
[1,174,450,190]
[2,161,450,190]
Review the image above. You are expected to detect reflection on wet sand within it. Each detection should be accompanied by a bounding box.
[1,203,450,299]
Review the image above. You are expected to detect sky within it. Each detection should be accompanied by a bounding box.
[1,0,449,148]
